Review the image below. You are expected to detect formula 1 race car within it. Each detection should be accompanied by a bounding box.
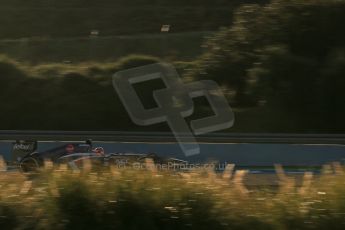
[18,140,187,172]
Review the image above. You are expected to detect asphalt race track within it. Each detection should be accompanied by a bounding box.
[1,132,345,186]
[1,140,345,167]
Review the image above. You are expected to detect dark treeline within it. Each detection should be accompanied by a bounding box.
[190,0,345,132]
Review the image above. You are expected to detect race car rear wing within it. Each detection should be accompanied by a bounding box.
[11,140,38,163]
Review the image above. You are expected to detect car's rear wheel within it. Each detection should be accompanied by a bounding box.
[20,157,39,172]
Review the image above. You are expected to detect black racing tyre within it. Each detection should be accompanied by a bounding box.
[20,157,39,172]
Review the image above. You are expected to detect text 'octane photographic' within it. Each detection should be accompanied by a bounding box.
[112,63,234,156]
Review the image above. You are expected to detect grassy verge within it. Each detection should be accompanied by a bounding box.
[0,6,233,38]
[1,160,345,230]
[0,32,210,63]
[0,54,336,132]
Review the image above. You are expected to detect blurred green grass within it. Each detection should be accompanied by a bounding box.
[1,160,345,230]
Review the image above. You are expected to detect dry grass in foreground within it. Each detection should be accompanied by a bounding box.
[1,159,345,230]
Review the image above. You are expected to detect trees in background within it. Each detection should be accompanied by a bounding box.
[192,0,345,131]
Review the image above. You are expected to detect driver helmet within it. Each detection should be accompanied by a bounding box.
[93,147,105,156]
